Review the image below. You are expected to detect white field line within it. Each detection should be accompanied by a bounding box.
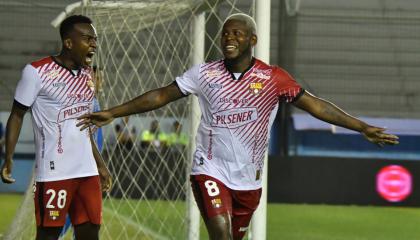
[103,206,170,240]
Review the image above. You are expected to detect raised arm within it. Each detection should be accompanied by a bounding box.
[77,82,186,130]
[292,91,399,146]
[1,101,28,183]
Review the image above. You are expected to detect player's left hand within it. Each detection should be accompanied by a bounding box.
[98,166,112,192]
[362,126,399,147]
[1,160,16,184]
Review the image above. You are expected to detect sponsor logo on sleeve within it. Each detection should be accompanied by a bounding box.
[212,107,258,128]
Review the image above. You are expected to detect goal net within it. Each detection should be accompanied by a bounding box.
[5,0,256,239]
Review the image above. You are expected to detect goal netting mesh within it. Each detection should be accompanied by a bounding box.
[5,0,255,239]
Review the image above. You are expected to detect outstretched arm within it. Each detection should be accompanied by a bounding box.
[1,101,28,183]
[292,91,399,146]
[77,82,186,129]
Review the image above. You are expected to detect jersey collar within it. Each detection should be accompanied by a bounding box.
[223,57,256,81]
[51,56,81,77]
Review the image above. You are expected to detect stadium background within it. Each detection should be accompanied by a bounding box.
[1,0,420,239]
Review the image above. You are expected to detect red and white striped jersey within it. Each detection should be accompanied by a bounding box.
[176,58,303,190]
[14,56,98,182]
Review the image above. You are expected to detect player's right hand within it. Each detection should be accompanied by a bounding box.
[76,111,114,131]
[1,160,16,184]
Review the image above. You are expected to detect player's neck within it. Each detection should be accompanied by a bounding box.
[55,52,80,70]
[224,54,253,73]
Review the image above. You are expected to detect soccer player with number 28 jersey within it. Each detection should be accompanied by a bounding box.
[1,15,111,240]
[77,13,399,240]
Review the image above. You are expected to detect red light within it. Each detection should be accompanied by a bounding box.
[377,165,412,202]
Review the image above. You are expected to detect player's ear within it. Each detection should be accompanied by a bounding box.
[63,38,73,50]
[251,34,257,46]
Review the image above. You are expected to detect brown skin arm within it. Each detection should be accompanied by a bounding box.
[77,82,186,130]
[1,102,28,183]
[89,129,112,192]
[293,91,399,146]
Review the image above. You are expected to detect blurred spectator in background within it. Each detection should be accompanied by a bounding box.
[0,121,4,159]
[116,116,136,151]
[141,120,168,149]
[168,120,188,149]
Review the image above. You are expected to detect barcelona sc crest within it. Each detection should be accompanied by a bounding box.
[249,82,263,95]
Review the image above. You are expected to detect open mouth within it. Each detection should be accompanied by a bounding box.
[85,51,95,64]
[224,45,237,52]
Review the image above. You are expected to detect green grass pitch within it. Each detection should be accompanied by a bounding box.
[1,193,420,239]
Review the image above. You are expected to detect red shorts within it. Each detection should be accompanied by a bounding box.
[34,175,102,227]
[190,174,262,239]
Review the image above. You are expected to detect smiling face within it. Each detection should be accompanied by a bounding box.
[64,23,97,67]
[221,19,257,61]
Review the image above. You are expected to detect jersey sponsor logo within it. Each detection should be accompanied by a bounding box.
[50,161,55,170]
[57,102,92,123]
[206,66,224,77]
[208,130,213,160]
[79,68,92,78]
[250,69,271,80]
[212,107,258,128]
[219,97,249,104]
[67,92,92,101]
[41,128,46,158]
[249,82,264,95]
[44,69,61,80]
[209,83,223,89]
[52,82,66,88]
[57,124,64,154]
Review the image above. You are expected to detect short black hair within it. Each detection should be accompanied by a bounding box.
[59,15,93,40]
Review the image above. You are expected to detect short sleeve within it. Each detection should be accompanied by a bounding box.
[175,64,201,95]
[14,64,41,107]
[274,67,304,103]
